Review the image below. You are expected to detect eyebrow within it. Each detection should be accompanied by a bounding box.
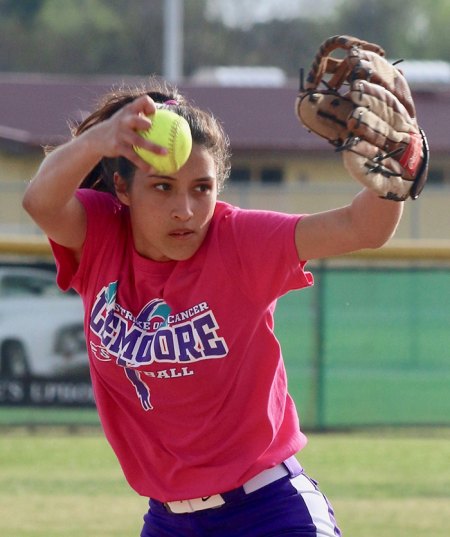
[149,175,215,182]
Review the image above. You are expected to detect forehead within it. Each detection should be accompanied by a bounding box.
[139,144,217,183]
[182,144,216,175]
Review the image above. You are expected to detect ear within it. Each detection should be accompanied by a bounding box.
[114,173,130,206]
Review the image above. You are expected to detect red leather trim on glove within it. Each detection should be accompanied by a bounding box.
[399,132,422,177]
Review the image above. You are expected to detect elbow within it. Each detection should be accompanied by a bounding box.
[22,181,51,224]
[22,186,33,214]
[22,184,40,219]
[365,235,391,250]
[363,226,398,250]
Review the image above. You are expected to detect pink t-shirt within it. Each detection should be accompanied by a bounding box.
[51,190,313,502]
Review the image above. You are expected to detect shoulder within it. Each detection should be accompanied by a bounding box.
[213,200,301,236]
[75,189,128,232]
[208,202,311,300]
[75,189,123,214]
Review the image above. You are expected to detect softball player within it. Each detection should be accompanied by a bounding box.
[23,78,403,536]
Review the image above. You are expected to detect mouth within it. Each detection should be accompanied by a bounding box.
[169,229,195,239]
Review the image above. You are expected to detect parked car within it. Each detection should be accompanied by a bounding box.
[0,266,88,378]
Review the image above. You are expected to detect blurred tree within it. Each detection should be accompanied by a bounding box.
[411,0,450,59]
[234,19,331,74]
[0,0,447,77]
[106,0,164,75]
[0,0,45,25]
[207,0,304,28]
[184,0,227,74]
[331,0,424,57]
[34,0,123,74]
[185,0,330,77]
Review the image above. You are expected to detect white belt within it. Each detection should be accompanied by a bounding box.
[165,462,291,514]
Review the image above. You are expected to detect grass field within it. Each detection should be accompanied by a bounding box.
[1,427,449,537]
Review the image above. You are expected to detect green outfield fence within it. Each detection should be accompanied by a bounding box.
[1,236,450,430]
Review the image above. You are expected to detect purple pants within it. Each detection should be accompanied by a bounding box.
[140,470,341,537]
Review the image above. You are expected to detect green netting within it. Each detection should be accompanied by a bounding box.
[277,267,450,428]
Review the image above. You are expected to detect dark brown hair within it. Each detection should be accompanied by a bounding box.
[74,78,231,193]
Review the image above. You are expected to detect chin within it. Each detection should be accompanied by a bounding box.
[172,251,198,261]
[158,247,197,262]
[167,241,203,262]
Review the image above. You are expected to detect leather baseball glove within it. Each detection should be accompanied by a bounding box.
[295,35,429,201]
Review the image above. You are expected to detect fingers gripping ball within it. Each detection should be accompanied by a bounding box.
[295,35,429,201]
[134,108,193,174]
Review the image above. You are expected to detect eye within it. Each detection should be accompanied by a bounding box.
[154,182,172,192]
[194,183,213,193]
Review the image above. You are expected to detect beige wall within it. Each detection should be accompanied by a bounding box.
[221,183,450,240]
[1,150,449,239]
[0,151,41,182]
[232,152,351,183]
[232,150,450,186]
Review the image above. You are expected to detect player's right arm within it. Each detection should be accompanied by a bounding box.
[23,131,101,256]
[22,96,162,258]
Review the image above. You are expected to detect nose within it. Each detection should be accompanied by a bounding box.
[171,193,194,221]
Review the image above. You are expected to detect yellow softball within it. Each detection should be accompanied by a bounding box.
[134,108,193,174]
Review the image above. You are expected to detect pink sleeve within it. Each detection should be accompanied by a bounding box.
[50,190,123,292]
[219,208,313,304]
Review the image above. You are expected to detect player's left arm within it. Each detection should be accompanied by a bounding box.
[294,188,403,261]
[292,35,433,261]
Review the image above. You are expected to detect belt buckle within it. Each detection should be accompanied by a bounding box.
[164,501,190,514]
[165,494,225,514]
[194,495,225,510]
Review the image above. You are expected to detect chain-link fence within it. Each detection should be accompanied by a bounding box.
[277,261,450,428]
